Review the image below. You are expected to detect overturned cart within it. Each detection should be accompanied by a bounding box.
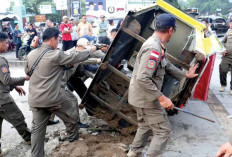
[81,0,223,133]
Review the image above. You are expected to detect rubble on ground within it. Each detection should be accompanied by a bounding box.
[49,109,133,157]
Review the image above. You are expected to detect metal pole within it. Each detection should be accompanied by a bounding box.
[67,0,71,17]
[174,107,215,123]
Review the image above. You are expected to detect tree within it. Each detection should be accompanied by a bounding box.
[8,1,15,12]
[22,0,62,23]
[186,0,232,15]
[178,0,188,10]
[23,0,51,15]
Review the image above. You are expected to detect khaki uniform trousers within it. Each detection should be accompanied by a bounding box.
[131,107,171,157]
[219,57,232,89]
[0,101,31,150]
[31,90,79,157]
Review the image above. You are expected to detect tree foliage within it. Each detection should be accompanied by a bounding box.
[22,0,62,23]
[184,0,232,15]
[8,1,15,12]
[23,0,53,15]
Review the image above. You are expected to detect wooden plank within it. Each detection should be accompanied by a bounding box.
[121,27,191,70]
[90,93,137,126]
[110,90,129,119]
[107,64,130,82]
[122,27,146,43]
[122,28,190,70]
[166,53,190,70]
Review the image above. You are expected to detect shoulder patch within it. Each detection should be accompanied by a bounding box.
[1,66,8,74]
[146,57,158,70]
[150,50,160,59]
[145,50,160,70]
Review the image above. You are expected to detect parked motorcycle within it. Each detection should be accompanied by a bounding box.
[18,35,40,60]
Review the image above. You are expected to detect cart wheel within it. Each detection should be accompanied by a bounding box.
[18,48,27,60]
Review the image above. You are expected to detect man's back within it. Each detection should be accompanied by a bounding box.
[25,44,65,107]
[25,43,93,108]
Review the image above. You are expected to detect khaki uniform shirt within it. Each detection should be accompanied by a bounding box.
[82,50,105,65]
[0,56,25,105]
[128,34,185,109]
[222,29,232,59]
[25,44,93,108]
[61,49,105,88]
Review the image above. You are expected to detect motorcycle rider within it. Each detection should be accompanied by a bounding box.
[26,23,37,51]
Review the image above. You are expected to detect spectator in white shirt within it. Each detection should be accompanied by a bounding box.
[70,17,79,47]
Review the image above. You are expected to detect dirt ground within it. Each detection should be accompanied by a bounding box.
[51,131,133,157]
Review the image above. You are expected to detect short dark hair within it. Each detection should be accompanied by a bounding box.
[3,27,8,32]
[109,20,113,25]
[42,27,59,42]
[0,32,8,42]
[99,36,110,45]
[14,23,18,27]
[201,19,209,24]
[111,28,117,34]
[154,25,174,33]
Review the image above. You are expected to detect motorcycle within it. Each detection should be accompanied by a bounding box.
[18,35,40,60]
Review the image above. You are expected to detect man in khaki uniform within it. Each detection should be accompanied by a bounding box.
[0,32,31,156]
[219,19,232,94]
[127,14,199,157]
[67,38,106,99]
[25,27,96,157]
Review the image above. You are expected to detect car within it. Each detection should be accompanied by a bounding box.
[199,16,229,37]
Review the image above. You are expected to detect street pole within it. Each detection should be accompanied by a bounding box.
[13,0,26,32]
[67,0,71,17]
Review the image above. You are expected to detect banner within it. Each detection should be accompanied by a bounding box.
[85,0,127,18]
[72,0,81,17]
[127,0,154,11]
[85,0,106,17]
[55,0,68,10]
[106,0,126,18]
[39,5,52,14]
[35,15,46,22]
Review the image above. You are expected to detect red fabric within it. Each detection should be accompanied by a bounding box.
[60,23,72,41]
[193,54,216,101]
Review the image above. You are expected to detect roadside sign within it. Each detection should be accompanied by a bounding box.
[55,0,68,10]
[35,15,46,22]
[39,5,52,14]
[72,0,81,17]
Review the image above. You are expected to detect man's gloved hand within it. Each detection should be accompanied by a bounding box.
[94,44,108,51]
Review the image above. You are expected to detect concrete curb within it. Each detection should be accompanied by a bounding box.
[207,89,232,136]
[8,60,25,67]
